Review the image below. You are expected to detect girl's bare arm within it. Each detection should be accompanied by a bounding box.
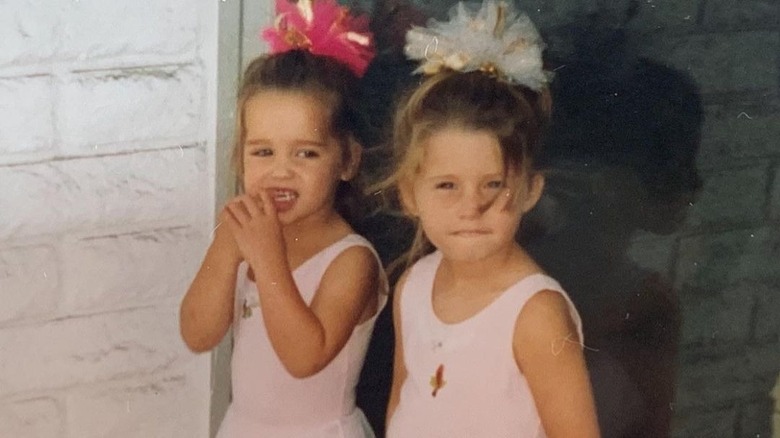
[254,245,380,378]
[223,192,380,378]
[513,290,601,438]
[179,217,242,353]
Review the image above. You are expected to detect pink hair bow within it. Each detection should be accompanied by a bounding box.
[261,0,376,77]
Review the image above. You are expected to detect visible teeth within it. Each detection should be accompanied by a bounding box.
[272,190,297,202]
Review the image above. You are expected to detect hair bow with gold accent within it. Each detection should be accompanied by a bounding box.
[404,0,548,90]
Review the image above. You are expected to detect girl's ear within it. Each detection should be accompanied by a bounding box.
[520,173,545,213]
[398,179,419,216]
[340,138,362,181]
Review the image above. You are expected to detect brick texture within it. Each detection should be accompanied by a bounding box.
[698,99,780,170]
[684,165,768,228]
[642,31,779,94]
[61,226,206,314]
[0,1,215,437]
[0,76,55,157]
[676,227,780,291]
[0,397,63,438]
[65,368,207,438]
[0,244,59,325]
[59,66,204,153]
[0,147,207,240]
[0,306,186,397]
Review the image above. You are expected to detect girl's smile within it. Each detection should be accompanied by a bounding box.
[268,188,299,213]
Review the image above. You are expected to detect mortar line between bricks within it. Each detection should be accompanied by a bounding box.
[69,61,195,75]
[675,221,771,240]
[0,143,203,168]
[0,303,164,331]
[0,57,198,79]
[77,224,192,241]
[763,159,777,221]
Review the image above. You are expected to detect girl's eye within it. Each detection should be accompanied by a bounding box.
[250,148,273,157]
[296,149,320,158]
[435,181,455,190]
[486,180,504,189]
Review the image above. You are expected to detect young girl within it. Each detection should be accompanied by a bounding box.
[179,1,386,436]
[383,2,600,437]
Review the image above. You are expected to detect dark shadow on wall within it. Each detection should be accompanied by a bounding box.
[352,1,705,437]
[351,2,425,435]
[521,14,704,438]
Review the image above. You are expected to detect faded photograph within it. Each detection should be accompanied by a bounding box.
[0,1,778,437]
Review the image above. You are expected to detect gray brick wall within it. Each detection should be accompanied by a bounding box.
[517,0,779,434]
[625,0,779,435]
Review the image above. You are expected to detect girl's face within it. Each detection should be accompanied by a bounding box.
[401,126,543,262]
[242,90,358,228]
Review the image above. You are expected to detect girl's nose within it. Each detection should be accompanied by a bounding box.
[269,156,294,178]
[457,189,486,219]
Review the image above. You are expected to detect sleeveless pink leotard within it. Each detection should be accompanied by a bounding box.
[387,251,583,438]
[217,234,387,438]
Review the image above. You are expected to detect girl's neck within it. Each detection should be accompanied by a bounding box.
[439,243,538,286]
[282,210,352,266]
[283,207,346,241]
[432,244,542,324]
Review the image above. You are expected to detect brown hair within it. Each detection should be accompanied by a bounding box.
[378,70,551,270]
[232,49,369,225]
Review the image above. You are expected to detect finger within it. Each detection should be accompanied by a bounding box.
[241,194,264,217]
[226,199,251,224]
[219,205,238,223]
[257,189,278,217]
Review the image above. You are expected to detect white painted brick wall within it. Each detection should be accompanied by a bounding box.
[57,0,199,62]
[59,66,204,153]
[0,305,183,397]
[0,147,207,239]
[0,76,55,155]
[0,397,63,438]
[0,0,217,437]
[0,0,198,68]
[65,365,205,438]
[0,244,59,324]
[61,226,206,314]
[0,1,58,67]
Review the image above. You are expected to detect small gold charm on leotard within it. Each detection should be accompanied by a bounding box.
[242,299,252,318]
[430,364,446,397]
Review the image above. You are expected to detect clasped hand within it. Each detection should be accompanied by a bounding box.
[220,191,286,269]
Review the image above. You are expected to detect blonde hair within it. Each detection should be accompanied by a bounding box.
[377,70,551,272]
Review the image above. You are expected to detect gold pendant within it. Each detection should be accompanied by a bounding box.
[242,300,252,319]
[430,364,446,397]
